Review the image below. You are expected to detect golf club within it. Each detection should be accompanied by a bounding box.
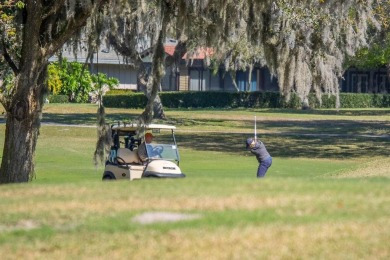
[254,116,257,142]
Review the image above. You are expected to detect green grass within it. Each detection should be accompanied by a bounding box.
[0,104,389,259]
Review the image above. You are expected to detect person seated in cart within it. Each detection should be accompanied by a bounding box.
[102,123,184,180]
[138,132,161,164]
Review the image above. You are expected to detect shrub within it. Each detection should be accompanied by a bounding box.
[48,59,120,103]
[104,93,147,108]
[47,95,69,103]
[103,90,390,109]
[47,64,62,95]
[106,89,136,95]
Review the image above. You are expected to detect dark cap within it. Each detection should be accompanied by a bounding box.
[246,138,253,149]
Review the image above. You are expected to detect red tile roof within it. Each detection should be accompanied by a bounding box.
[164,45,176,56]
[164,46,213,60]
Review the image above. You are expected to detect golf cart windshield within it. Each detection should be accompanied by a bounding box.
[146,143,180,161]
[109,123,180,163]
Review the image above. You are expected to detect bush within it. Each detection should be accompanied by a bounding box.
[104,93,147,108]
[106,89,136,95]
[47,95,69,103]
[103,90,390,109]
[48,60,120,103]
[167,91,235,108]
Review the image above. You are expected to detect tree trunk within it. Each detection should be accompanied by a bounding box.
[246,64,253,91]
[141,36,166,124]
[0,104,40,183]
[108,37,166,120]
[0,68,46,183]
[0,0,106,184]
[135,60,166,120]
[153,95,166,119]
[140,2,170,124]
[229,71,240,92]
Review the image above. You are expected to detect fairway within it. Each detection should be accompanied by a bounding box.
[0,104,389,259]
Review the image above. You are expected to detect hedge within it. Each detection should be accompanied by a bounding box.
[47,95,69,103]
[103,91,390,109]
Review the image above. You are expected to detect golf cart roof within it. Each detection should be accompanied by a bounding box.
[111,123,176,132]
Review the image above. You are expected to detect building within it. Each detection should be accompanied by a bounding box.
[57,40,279,93]
[341,67,390,94]
[57,41,390,94]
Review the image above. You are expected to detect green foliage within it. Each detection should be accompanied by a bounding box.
[160,91,236,108]
[90,72,119,104]
[47,95,69,103]
[0,1,24,69]
[48,60,120,103]
[347,35,390,69]
[0,71,14,97]
[104,92,147,108]
[56,60,93,103]
[338,93,390,108]
[47,64,62,95]
[14,1,24,9]
[106,89,136,95]
[346,2,390,70]
[103,91,390,109]
[91,73,119,91]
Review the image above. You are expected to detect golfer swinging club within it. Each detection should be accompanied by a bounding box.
[246,116,272,178]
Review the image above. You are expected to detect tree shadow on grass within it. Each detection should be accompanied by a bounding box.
[253,119,390,136]
[262,108,390,117]
[169,116,389,137]
[176,132,390,159]
[168,112,389,136]
[22,110,390,159]
[40,113,142,125]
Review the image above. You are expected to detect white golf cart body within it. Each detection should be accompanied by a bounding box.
[102,123,185,180]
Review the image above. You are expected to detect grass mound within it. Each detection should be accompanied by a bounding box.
[335,158,390,178]
[1,105,389,259]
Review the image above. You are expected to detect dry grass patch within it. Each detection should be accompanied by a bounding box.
[1,219,389,260]
[335,158,390,178]
[2,187,387,231]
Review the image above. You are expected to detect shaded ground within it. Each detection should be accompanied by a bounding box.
[32,111,389,137]
[40,112,141,125]
[176,132,390,159]
[1,107,389,159]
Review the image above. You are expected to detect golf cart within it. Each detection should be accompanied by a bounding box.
[102,123,185,180]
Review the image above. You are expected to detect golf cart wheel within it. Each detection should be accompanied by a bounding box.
[102,172,115,181]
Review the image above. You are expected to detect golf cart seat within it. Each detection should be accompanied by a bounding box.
[116,148,141,164]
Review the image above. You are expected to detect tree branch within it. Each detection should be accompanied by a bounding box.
[43,0,108,59]
[42,0,67,20]
[1,40,19,74]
